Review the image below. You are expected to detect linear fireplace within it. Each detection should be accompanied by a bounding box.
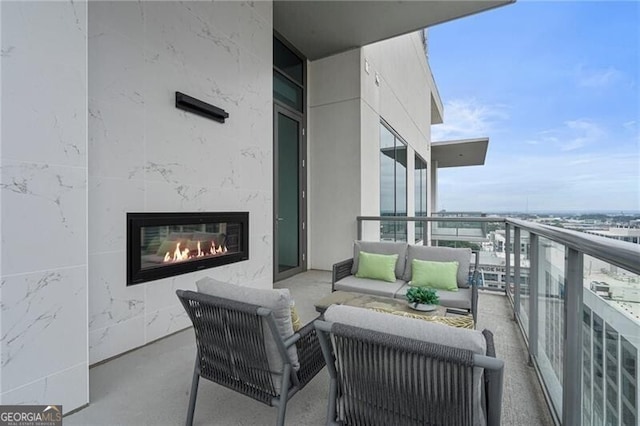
[127,212,249,285]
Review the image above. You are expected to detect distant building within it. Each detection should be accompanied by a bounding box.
[585,227,640,245]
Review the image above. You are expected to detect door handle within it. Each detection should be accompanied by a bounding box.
[277,217,285,221]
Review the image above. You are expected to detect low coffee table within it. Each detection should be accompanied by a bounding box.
[315,290,474,329]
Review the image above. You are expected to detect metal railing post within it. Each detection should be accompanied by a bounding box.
[563,247,584,426]
[514,227,521,319]
[528,233,539,364]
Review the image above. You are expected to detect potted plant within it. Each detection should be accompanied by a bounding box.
[405,287,440,311]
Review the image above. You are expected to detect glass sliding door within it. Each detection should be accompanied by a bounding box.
[414,155,427,243]
[274,107,302,276]
[273,35,306,281]
[379,121,407,241]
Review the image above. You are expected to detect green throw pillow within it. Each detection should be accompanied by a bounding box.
[410,259,459,291]
[355,251,398,283]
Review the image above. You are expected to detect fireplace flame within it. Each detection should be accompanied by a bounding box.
[162,240,229,264]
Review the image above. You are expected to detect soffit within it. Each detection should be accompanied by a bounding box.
[273,1,514,60]
[431,138,489,168]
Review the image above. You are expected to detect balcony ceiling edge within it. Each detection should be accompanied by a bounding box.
[431,137,489,168]
[273,0,514,61]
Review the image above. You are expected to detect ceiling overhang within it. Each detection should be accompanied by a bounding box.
[431,137,489,168]
[274,1,514,61]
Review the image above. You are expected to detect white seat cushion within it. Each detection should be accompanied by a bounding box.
[334,276,405,298]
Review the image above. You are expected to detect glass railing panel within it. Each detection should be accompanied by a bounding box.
[359,219,380,243]
[380,218,407,242]
[518,230,531,333]
[583,305,593,425]
[536,236,566,417]
[507,226,515,301]
[583,255,639,426]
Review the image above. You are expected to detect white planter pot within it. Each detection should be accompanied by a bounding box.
[408,303,437,312]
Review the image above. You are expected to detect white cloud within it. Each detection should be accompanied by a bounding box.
[431,98,508,141]
[526,119,605,152]
[576,65,622,88]
[437,151,640,212]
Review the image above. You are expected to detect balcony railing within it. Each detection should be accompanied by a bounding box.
[356,215,640,426]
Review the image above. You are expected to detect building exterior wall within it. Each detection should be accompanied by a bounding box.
[308,32,434,270]
[583,289,639,425]
[1,0,89,411]
[87,1,273,364]
[307,49,362,269]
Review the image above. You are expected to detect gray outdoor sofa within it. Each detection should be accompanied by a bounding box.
[332,241,479,321]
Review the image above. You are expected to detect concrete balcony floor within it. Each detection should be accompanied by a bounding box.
[66,270,553,425]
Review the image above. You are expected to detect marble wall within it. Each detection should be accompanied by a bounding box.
[1,0,89,412]
[88,1,273,364]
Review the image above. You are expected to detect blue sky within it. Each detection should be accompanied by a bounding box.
[429,0,639,213]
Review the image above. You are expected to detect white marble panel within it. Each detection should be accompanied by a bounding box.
[88,25,145,111]
[186,1,271,59]
[237,145,272,192]
[88,0,144,43]
[145,303,191,344]
[2,49,86,167]
[1,1,86,69]
[89,316,145,365]
[88,98,145,180]
[1,1,86,167]
[143,2,241,88]
[142,49,245,149]
[1,161,86,275]
[144,274,196,313]
[249,0,273,23]
[1,266,87,392]
[143,114,241,189]
[0,362,88,413]
[89,252,144,332]
[88,177,145,255]
[231,45,272,143]
[143,181,216,212]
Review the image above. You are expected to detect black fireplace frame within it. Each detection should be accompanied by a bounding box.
[127,212,249,286]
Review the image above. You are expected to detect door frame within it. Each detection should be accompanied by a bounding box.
[273,104,307,282]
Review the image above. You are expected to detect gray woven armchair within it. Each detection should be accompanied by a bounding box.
[315,305,504,426]
[177,290,325,426]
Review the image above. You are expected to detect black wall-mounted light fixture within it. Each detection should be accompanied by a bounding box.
[175,91,229,123]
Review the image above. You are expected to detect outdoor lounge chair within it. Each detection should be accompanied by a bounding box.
[177,287,326,426]
[315,305,504,426]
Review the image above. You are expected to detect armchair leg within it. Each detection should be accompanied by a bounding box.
[275,401,287,426]
[275,364,291,426]
[186,364,200,426]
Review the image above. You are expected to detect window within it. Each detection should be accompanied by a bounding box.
[414,155,427,243]
[380,121,407,241]
[273,38,304,112]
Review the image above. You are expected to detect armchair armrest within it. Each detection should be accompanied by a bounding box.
[294,316,326,388]
[332,258,354,290]
[471,249,480,323]
[481,329,503,426]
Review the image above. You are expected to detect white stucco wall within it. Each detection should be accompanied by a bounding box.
[308,32,435,270]
[307,49,362,270]
[87,1,273,364]
[1,0,89,412]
